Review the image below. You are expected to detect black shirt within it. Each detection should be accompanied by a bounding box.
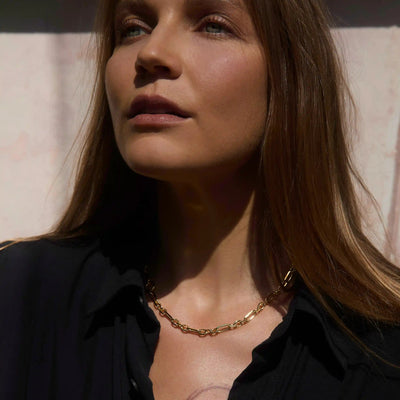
[1,238,400,399]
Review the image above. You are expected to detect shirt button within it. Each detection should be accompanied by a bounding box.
[130,378,139,391]
[129,378,141,399]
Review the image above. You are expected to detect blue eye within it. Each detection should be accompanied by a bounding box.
[117,19,150,43]
[201,16,232,36]
[123,26,146,38]
[204,22,225,34]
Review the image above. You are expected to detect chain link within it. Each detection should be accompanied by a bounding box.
[145,267,296,337]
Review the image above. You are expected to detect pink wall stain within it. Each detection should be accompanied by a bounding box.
[0,133,29,162]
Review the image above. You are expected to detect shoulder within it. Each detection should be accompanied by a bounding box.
[295,287,400,381]
[0,236,100,265]
[361,322,400,376]
[0,237,103,288]
[0,237,112,323]
[339,323,400,397]
[327,307,400,380]
[0,237,122,394]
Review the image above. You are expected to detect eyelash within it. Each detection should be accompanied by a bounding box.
[199,15,233,36]
[117,20,149,41]
[116,15,233,43]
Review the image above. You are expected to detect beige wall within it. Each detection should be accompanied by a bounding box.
[0,34,93,239]
[1,29,399,259]
[336,28,400,259]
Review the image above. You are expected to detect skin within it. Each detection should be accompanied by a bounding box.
[105,0,292,399]
[106,0,268,184]
[186,385,231,399]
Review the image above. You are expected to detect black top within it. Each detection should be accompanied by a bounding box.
[1,238,400,400]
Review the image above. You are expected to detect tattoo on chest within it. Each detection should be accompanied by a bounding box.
[187,384,232,400]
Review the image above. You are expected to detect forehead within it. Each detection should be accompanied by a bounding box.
[114,0,246,12]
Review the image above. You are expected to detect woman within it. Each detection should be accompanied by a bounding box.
[1,0,400,399]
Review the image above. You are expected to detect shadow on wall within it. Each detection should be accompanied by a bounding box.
[0,0,99,32]
[0,0,399,32]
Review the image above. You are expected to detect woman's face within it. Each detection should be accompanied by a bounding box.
[105,0,267,183]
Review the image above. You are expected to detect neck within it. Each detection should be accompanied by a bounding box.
[150,168,265,310]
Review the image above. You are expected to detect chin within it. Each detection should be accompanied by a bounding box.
[117,137,260,184]
[127,159,252,186]
[123,154,195,183]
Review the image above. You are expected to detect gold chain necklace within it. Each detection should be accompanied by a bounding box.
[145,267,296,337]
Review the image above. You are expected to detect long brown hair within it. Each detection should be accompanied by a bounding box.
[45,0,400,325]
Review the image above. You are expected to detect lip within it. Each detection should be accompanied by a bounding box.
[128,94,191,128]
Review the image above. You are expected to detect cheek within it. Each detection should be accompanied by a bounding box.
[190,44,267,145]
[105,54,137,166]
[195,44,266,102]
[105,52,135,119]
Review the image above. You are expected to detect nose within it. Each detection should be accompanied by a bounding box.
[135,24,183,80]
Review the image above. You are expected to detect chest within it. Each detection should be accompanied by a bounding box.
[148,315,280,400]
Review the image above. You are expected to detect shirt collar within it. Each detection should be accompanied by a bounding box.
[85,266,145,316]
[85,237,147,316]
[291,286,349,370]
[83,242,368,374]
